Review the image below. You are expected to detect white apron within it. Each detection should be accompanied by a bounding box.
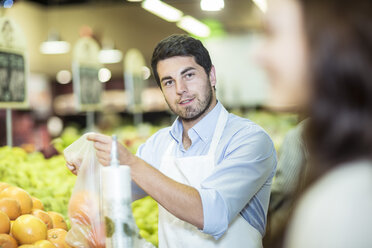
[158,108,263,248]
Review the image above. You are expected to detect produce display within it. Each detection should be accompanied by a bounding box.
[0,181,70,247]
[0,110,297,248]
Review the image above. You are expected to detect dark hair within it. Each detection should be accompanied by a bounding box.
[301,0,372,178]
[151,34,212,87]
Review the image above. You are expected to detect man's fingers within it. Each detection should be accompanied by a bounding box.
[96,150,111,161]
[94,141,111,152]
[87,133,112,144]
[98,158,110,166]
[66,163,78,175]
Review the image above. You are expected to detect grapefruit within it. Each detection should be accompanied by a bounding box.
[0,233,18,248]
[34,240,57,248]
[12,214,47,244]
[47,228,71,248]
[68,191,99,226]
[32,209,53,230]
[0,210,10,234]
[31,197,44,210]
[47,212,67,231]
[0,182,10,193]
[0,187,33,215]
[0,198,22,220]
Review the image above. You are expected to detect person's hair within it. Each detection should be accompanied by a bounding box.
[151,34,212,88]
[300,0,372,179]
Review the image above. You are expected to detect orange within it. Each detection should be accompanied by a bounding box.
[0,233,18,248]
[68,191,98,226]
[47,212,67,231]
[32,209,53,230]
[0,210,10,234]
[11,214,47,244]
[31,197,44,210]
[0,198,22,220]
[47,228,71,248]
[34,240,57,248]
[0,187,33,215]
[0,182,10,193]
[89,223,106,248]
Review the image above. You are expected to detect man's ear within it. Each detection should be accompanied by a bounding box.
[209,65,217,88]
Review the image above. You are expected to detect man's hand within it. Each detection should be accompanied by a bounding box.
[86,133,136,166]
[66,158,81,175]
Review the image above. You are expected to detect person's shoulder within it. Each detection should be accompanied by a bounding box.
[286,160,372,247]
[225,113,272,141]
[303,160,372,201]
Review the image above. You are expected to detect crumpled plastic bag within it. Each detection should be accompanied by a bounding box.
[64,133,155,248]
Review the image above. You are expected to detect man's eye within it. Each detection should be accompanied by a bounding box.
[185,73,195,79]
[164,80,173,86]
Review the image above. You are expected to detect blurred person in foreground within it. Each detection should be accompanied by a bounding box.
[255,0,310,244]
[66,34,277,247]
[258,0,372,247]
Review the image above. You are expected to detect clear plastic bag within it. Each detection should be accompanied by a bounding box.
[64,133,105,248]
[64,133,155,248]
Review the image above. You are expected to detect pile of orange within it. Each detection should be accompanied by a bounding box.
[0,182,71,248]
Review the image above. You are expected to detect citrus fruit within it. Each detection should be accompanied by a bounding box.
[18,245,37,248]
[31,197,44,210]
[47,212,67,231]
[12,214,47,244]
[68,191,98,226]
[0,187,33,215]
[0,182,10,193]
[47,228,71,248]
[0,210,10,234]
[34,239,57,248]
[0,233,18,248]
[32,209,53,230]
[0,198,22,220]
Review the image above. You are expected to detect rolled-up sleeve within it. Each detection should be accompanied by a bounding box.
[198,128,277,239]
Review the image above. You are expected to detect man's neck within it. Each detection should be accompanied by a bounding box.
[181,99,217,150]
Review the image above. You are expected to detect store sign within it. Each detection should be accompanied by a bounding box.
[124,48,147,114]
[0,17,28,109]
[72,37,102,111]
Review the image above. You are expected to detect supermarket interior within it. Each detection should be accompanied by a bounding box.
[1,0,371,247]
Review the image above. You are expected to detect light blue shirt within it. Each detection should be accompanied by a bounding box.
[134,102,277,239]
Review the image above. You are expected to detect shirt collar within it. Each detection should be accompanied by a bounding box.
[169,101,223,144]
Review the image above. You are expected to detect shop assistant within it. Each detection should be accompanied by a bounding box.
[67,34,277,247]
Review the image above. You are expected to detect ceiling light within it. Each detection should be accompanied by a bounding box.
[40,31,70,54]
[47,116,63,137]
[142,66,151,80]
[56,70,72,84]
[200,0,224,11]
[142,0,183,22]
[98,68,112,83]
[99,49,123,64]
[127,0,142,2]
[177,16,211,38]
[3,0,13,8]
[252,0,267,13]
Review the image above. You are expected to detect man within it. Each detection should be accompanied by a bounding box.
[68,34,276,247]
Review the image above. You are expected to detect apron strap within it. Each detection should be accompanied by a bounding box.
[207,107,229,156]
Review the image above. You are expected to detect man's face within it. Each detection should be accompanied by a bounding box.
[157,56,216,121]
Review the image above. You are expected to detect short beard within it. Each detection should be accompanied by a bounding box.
[166,83,213,122]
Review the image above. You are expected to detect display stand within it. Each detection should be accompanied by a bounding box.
[0,17,28,147]
[124,49,148,126]
[6,108,12,146]
[72,36,102,132]
[86,111,94,132]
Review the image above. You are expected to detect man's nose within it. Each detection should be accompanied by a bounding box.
[175,80,187,94]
